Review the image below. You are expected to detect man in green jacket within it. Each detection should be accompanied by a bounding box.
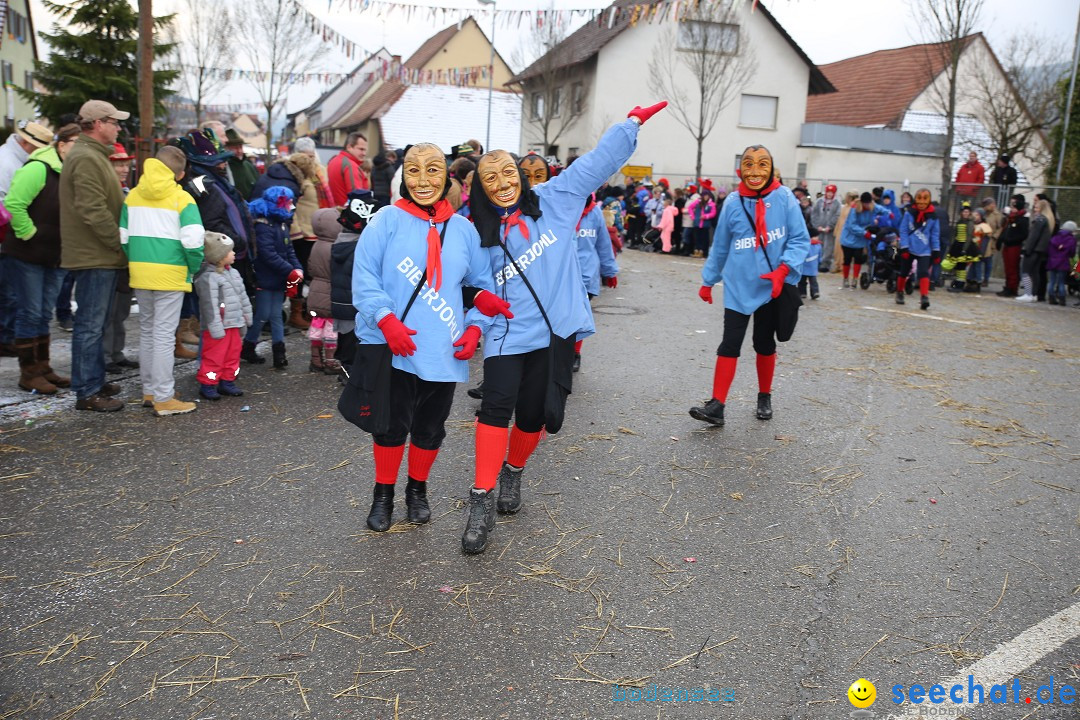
[225,129,259,201]
[60,99,129,412]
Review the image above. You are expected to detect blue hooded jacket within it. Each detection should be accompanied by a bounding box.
[840,203,891,249]
[352,207,496,383]
[702,186,811,316]
[250,186,302,291]
[879,190,901,231]
[576,203,618,297]
[898,207,941,257]
[481,119,638,357]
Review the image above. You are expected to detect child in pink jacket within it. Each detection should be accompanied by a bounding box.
[658,195,678,252]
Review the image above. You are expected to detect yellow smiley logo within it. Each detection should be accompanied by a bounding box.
[847,678,876,708]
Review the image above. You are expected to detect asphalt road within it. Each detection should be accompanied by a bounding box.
[1,250,1077,720]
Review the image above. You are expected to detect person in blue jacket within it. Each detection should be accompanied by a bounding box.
[573,194,619,372]
[352,142,512,533]
[690,145,810,427]
[461,101,667,555]
[241,185,303,369]
[895,188,941,311]
[838,192,889,290]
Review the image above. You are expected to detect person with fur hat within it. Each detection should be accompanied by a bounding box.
[690,144,810,428]
[242,185,302,368]
[121,145,205,415]
[194,232,252,399]
[306,207,345,373]
[463,101,667,555]
[351,142,509,534]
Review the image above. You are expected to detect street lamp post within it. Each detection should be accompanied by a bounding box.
[479,0,496,151]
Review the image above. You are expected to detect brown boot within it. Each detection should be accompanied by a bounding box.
[309,341,324,372]
[174,334,197,360]
[16,339,57,395]
[35,335,70,388]
[178,317,200,345]
[288,298,310,330]
[323,342,343,374]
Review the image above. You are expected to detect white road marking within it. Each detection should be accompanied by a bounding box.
[859,306,974,325]
[888,600,1080,718]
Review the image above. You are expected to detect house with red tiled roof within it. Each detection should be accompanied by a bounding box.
[798,34,1049,192]
[508,0,834,185]
[288,18,517,153]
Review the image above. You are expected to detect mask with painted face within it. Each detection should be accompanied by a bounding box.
[739,147,774,193]
[478,150,522,209]
[518,154,550,188]
[401,143,448,207]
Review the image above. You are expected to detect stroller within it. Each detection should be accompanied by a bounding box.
[860,226,911,294]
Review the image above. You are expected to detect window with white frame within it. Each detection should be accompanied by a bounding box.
[739,94,778,130]
[677,21,739,54]
[531,92,544,121]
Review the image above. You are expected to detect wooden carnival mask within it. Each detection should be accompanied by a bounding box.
[739,147,773,192]
[518,155,550,188]
[403,144,447,207]
[914,189,932,212]
[477,150,522,208]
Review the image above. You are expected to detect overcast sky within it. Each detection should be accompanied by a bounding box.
[27,0,1080,118]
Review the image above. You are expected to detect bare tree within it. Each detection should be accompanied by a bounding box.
[233,0,328,154]
[912,0,985,203]
[167,0,234,127]
[647,2,756,182]
[513,13,589,156]
[964,33,1066,170]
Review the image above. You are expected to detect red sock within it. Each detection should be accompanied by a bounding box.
[711,356,738,403]
[507,425,544,468]
[896,275,906,292]
[756,353,775,394]
[406,443,439,482]
[842,266,850,280]
[373,443,405,485]
[852,264,861,280]
[919,277,930,295]
[474,422,509,491]
[574,340,583,353]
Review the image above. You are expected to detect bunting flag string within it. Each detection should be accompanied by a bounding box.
[174,61,494,88]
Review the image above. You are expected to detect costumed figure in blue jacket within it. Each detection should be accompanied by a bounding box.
[241,186,302,369]
[838,192,888,290]
[462,101,667,555]
[895,188,941,311]
[573,194,619,372]
[351,142,513,532]
[690,145,810,427]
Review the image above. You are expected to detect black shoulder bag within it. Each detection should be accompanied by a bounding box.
[498,243,576,434]
[739,198,803,343]
[337,222,446,435]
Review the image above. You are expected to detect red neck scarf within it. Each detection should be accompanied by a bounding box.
[1007,208,1027,223]
[575,197,596,232]
[737,178,782,249]
[499,207,530,243]
[394,198,454,291]
[914,203,936,226]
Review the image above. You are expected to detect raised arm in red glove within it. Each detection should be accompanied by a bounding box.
[759,264,790,299]
[602,276,618,288]
[285,269,304,298]
[699,285,713,304]
[627,101,668,125]
[377,313,417,356]
[472,290,513,319]
[452,326,482,360]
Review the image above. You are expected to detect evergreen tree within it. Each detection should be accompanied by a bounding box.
[17,0,177,127]
[1049,75,1080,186]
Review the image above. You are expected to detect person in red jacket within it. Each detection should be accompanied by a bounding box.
[954,151,984,198]
[327,132,369,206]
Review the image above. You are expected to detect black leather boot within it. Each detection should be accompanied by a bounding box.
[689,398,725,426]
[571,353,581,373]
[895,291,905,304]
[366,484,394,532]
[756,392,773,420]
[920,295,930,311]
[496,463,523,514]
[461,488,495,554]
[241,340,265,364]
[272,341,288,369]
[405,478,430,524]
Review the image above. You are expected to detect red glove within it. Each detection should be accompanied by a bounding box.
[627,101,668,125]
[602,276,618,288]
[699,285,713,304]
[285,269,303,298]
[472,290,513,319]
[377,313,417,356]
[452,326,481,360]
[900,251,910,260]
[759,263,790,299]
